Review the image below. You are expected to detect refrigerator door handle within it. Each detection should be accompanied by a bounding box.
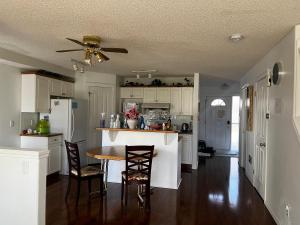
[71,109,75,141]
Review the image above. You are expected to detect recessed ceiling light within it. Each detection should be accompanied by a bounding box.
[229,33,244,42]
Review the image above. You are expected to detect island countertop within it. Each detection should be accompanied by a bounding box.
[96,127,178,134]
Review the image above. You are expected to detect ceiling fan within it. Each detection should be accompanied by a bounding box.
[56,35,128,65]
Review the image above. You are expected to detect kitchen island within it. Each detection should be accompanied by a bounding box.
[96,128,182,189]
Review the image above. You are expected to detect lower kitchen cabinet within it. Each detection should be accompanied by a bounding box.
[20,135,62,175]
[180,134,193,164]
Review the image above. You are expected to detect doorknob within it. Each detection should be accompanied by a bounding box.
[227,120,231,125]
[259,143,266,147]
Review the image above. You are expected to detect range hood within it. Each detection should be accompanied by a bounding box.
[141,103,170,109]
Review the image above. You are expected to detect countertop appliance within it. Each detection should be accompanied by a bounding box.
[49,99,87,175]
[181,123,189,132]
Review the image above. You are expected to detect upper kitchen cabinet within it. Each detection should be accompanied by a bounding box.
[181,87,193,115]
[170,87,193,115]
[170,88,182,115]
[156,88,171,103]
[143,88,157,103]
[61,81,74,98]
[50,79,74,98]
[120,87,143,99]
[21,74,50,113]
[144,87,170,103]
[22,73,75,113]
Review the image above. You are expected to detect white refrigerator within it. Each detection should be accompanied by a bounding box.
[49,99,87,175]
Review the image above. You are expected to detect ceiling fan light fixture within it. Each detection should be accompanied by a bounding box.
[84,50,92,65]
[72,63,78,71]
[95,52,104,62]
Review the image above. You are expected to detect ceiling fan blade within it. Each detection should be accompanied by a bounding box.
[66,38,87,47]
[100,48,128,53]
[56,49,84,53]
[99,51,110,61]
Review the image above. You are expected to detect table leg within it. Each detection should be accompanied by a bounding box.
[100,159,109,191]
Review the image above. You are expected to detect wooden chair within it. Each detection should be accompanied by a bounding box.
[64,140,104,205]
[121,145,154,208]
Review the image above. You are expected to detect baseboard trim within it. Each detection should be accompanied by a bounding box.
[265,202,281,225]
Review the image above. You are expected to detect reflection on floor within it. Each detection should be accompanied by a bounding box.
[215,149,239,157]
[46,157,276,225]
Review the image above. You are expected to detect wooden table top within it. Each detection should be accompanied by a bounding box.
[86,146,157,161]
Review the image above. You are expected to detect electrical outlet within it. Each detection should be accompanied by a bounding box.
[9,120,14,128]
[285,204,291,218]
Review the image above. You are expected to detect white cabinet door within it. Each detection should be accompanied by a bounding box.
[120,88,132,98]
[143,88,157,103]
[181,135,192,164]
[48,143,61,174]
[181,87,193,115]
[170,88,182,115]
[131,88,144,98]
[36,76,50,113]
[51,79,62,96]
[156,88,171,103]
[62,82,74,98]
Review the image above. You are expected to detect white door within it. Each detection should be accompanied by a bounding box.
[205,96,232,150]
[88,86,114,149]
[254,77,268,199]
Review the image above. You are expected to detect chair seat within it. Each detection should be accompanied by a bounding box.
[122,171,149,181]
[71,166,103,177]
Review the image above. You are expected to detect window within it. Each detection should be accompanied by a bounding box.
[211,99,226,107]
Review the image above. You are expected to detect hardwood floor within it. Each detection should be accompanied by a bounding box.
[46,157,276,225]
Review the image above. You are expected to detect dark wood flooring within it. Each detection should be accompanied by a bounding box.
[46,157,276,225]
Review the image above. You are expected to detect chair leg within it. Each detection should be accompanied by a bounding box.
[146,183,151,209]
[76,179,81,206]
[100,175,104,195]
[125,183,128,206]
[88,178,92,194]
[121,178,124,201]
[65,177,71,202]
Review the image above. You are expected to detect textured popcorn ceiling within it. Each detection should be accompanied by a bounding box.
[0,0,300,79]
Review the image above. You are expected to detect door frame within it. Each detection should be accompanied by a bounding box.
[204,96,232,151]
[253,72,270,201]
[239,87,248,168]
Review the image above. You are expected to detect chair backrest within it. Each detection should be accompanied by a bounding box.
[125,145,154,180]
[64,140,81,176]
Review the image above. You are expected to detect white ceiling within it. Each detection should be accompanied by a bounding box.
[0,0,300,80]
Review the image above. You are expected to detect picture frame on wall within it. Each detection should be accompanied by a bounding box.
[246,85,254,131]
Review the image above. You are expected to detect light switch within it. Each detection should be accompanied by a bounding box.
[9,120,14,127]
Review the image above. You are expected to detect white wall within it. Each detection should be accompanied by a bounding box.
[0,63,22,147]
[241,26,300,225]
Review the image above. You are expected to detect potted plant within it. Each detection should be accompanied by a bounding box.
[125,107,139,129]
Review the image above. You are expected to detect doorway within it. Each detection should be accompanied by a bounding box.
[205,96,232,151]
[88,86,114,149]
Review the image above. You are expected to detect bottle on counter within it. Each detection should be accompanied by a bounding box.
[114,114,121,128]
[139,116,145,129]
[166,116,172,130]
[109,114,115,128]
[100,112,106,128]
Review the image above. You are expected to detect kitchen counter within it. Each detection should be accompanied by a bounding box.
[96,128,178,133]
[20,133,62,137]
[97,127,181,189]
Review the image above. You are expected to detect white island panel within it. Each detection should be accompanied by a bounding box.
[102,130,181,189]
